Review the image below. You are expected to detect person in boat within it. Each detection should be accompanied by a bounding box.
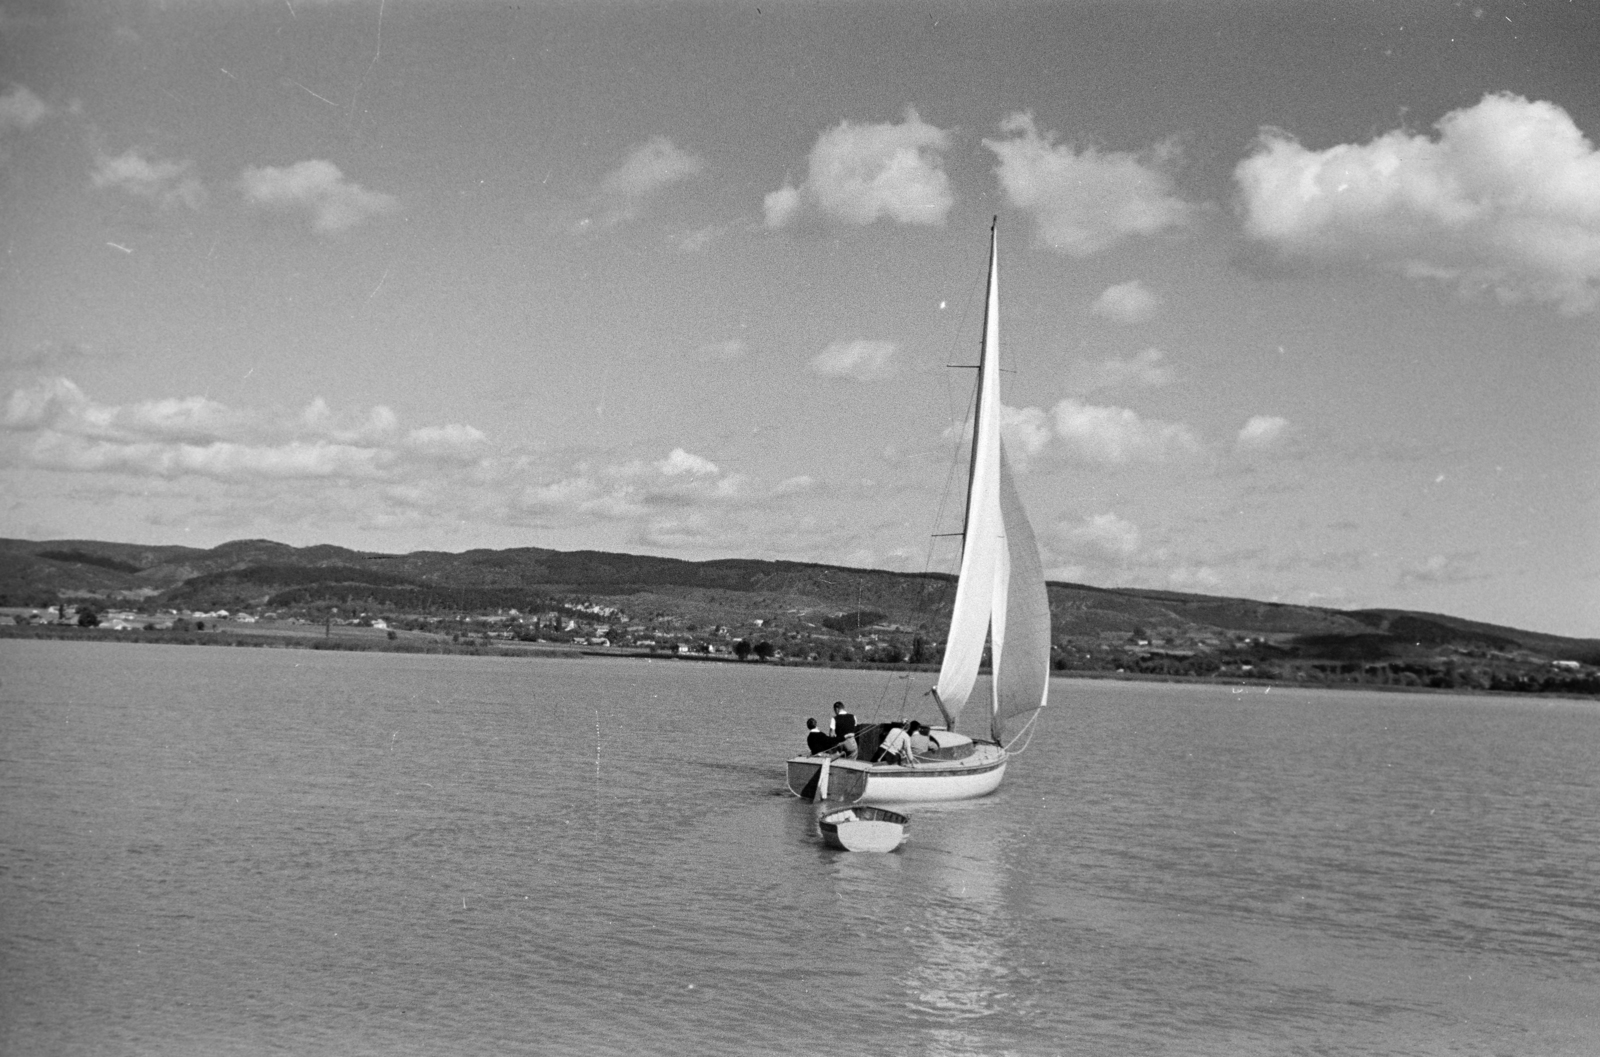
[874,721,913,765]
[805,718,838,755]
[830,701,858,758]
[907,721,932,757]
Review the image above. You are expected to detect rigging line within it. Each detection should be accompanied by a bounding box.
[915,233,992,659]
[855,225,990,733]
[1002,707,1044,756]
[925,222,988,569]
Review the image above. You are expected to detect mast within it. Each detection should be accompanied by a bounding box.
[958,217,999,544]
[979,220,1001,732]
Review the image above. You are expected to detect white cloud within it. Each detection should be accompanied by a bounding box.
[517,447,775,525]
[658,447,719,476]
[399,423,488,461]
[944,403,1055,472]
[1050,397,1202,465]
[239,159,398,233]
[2,379,828,552]
[811,339,899,381]
[763,183,802,228]
[1000,404,1053,467]
[1236,415,1289,451]
[1064,348,1173,394]
[1,377,484,483]
[1236,92,1600,314]
[594,135,704,227]
[985,112,1194,256]
[1091,280,1161,323]
[765,108,953,228]
[0,84,48,133]
[1042,511,1141,582]
[92,149,206,211]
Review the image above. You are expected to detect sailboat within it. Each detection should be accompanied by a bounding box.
[786,220,1052,805]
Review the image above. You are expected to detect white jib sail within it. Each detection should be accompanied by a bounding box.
[933,224,1051,741]
[993,445,1051,740]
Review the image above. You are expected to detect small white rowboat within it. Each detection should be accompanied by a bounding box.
[816,803,909,853]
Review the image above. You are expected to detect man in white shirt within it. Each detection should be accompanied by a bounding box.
[876,721,912,765]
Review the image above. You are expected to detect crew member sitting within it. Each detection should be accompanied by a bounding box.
[805,718,838,755]
[907,722,932,757]
[874,721,912,765]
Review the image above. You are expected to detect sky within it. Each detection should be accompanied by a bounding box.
[1,0,1597,638]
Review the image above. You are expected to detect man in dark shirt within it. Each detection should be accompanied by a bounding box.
[829,701,859,758]
[830,701,856,740]
[805,718,837,755]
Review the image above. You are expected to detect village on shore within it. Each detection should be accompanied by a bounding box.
[6,595,1597,698]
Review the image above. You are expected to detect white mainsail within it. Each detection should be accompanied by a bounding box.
[933,224,1051,744]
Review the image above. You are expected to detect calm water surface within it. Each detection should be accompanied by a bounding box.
[1,640,1597,1055]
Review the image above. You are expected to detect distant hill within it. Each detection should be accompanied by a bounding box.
[3,536,1597,674]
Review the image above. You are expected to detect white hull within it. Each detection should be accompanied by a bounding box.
[817,804,909,852]
[787,743,1007,804]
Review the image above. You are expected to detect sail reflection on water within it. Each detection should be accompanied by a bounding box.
[898,802,1017,1051]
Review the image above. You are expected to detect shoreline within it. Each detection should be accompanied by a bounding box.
[4,624,1595,703]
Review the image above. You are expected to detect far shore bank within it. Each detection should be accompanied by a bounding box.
[5,624,1596,703]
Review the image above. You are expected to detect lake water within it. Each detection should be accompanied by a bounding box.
[1,640,1597,1056]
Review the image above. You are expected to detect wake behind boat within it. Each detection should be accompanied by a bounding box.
[786,221,1051,806]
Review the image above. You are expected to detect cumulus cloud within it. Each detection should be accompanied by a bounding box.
[985,112,1194,256]
[1236,92,1600,314]
[1235,414,1290,451]
[1050,397,1202,465]
[763,184,803,228]
[1091,280,1161,323]
[764,108,953,228]
[518,446,767,524]
[239,159,398,233]
[92,149,206,210]
[946,403,1055,471]
[1,377,484,483]
[2,379,827,554]
[593,135,704,227]
[1041,511,1142,582]
[811,339,899,381]
[659,447,719,476]
[955,392,1200,467]
[999,404,1053,467]
[1064,348,1173,394]
[0,84,48,133]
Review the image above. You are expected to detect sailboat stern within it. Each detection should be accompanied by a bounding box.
[785,756,868,802]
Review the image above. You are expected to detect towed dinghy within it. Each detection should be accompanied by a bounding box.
[817,803,909,853]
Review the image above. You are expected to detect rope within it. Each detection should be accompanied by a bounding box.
[1001,707,1044,756]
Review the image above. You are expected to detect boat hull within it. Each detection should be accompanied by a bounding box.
[786,743,1007,804]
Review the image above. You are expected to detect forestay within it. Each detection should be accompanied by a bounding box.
[932,223,1051,744]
